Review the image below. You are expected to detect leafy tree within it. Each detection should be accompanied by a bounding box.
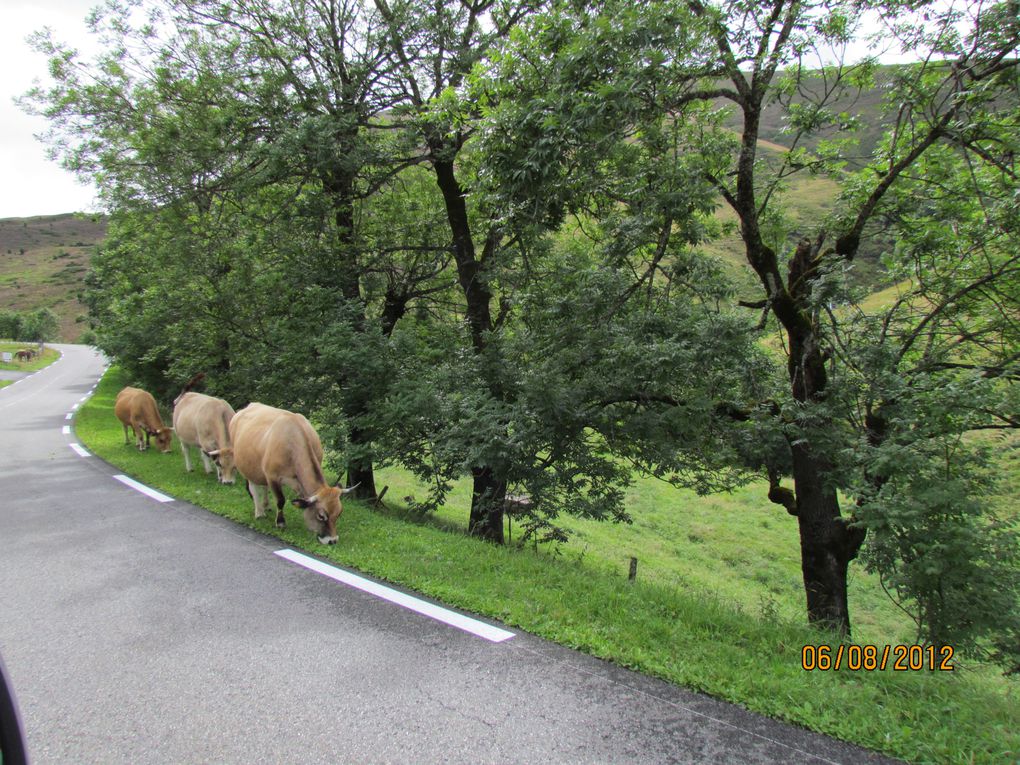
[481,0,1020,642]
[26,0,416,496]
[370,0,547,540]
[0,311,23,340]
[18,308,60,343]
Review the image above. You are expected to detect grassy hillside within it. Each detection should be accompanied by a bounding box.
[0,213,106,341]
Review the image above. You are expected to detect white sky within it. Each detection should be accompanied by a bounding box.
[1,0,100,219]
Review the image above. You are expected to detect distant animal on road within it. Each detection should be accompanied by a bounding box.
[172,374,237,484]
[114,386,173,453]
[230,402,358,545]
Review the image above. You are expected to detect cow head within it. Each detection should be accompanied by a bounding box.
[205,448,236,484]
[150,427,173,453]
[292,483,359,545]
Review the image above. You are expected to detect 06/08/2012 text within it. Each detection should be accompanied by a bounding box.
[801,644,954,672]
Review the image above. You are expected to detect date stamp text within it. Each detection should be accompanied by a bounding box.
[801,644,955,672]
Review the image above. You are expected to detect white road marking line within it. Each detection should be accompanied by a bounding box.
[274,548,516,643]
[71,403,79,411]
[65,412,73,420]
[113,475,175,503]
[69,443,90,458]
[62,425,71,435]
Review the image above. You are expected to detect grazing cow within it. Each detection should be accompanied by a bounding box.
[114,386,173,453]
[173,386,237,484]
[230,402,357,545]
[14,350,33,362]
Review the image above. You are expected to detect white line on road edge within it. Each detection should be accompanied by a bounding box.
[274,548,516,643]
[62,425,70,435]
[113,475,175,503]
[69,443,90,458]
[65,412,73,420]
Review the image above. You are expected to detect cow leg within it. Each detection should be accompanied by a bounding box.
[122,423,131,446]
[199,450,214,474]
[249,482,267,518]
[270,482,287,528]
[181,442,193,472]
[133,424,146,451]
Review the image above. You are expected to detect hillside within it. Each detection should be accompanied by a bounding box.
[0,213,107,341]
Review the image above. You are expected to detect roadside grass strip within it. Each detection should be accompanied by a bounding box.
[75,366,1020,765]
[275,548,515,642]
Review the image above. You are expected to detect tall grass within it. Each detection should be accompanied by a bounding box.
[75,367,1019,765]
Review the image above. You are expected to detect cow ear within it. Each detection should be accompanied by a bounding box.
[292,498,312,509]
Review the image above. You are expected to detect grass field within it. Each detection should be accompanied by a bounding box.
[0,341,61,372]
[75,366,1019,765]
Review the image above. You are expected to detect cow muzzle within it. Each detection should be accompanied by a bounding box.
[317,534,338,545]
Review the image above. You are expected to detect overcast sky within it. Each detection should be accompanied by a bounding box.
[2,0,100,219]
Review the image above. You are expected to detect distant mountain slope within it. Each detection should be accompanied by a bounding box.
[0,213,107,342]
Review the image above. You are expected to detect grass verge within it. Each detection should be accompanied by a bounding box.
[0,342,60,372]
[76,366,1019,765]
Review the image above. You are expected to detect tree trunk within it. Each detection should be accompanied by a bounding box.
[790,443,864,634]
[432,157,495,350]
[432,153,509,543]
[323,167,378,497]
[782,239,866,635]
[468,466,506,543]
[345,423,378,499]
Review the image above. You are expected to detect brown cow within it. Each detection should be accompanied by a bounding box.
[230,402,358,545]
[173,391,237,484]
[114,386,173,453]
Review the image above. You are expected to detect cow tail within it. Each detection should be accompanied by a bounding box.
[183,372,206,393]
[173,372,206,407]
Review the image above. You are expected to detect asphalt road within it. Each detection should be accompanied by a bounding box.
[0,345,897,764]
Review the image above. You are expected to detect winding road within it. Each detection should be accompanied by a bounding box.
[0,344,894,764]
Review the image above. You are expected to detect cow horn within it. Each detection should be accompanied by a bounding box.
[340,482,361,495]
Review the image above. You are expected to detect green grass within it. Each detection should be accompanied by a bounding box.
[0,342,61,372]
[76,367,1019,765]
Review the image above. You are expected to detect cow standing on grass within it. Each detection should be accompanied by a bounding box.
[114,387,173,453]
[172,373,237,484]
[230,402,358,545]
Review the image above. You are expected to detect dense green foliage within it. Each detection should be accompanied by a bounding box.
[0,308,60,342]
[23,0,1020,683]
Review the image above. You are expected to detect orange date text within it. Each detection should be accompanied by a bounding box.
[801,644,954,672]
